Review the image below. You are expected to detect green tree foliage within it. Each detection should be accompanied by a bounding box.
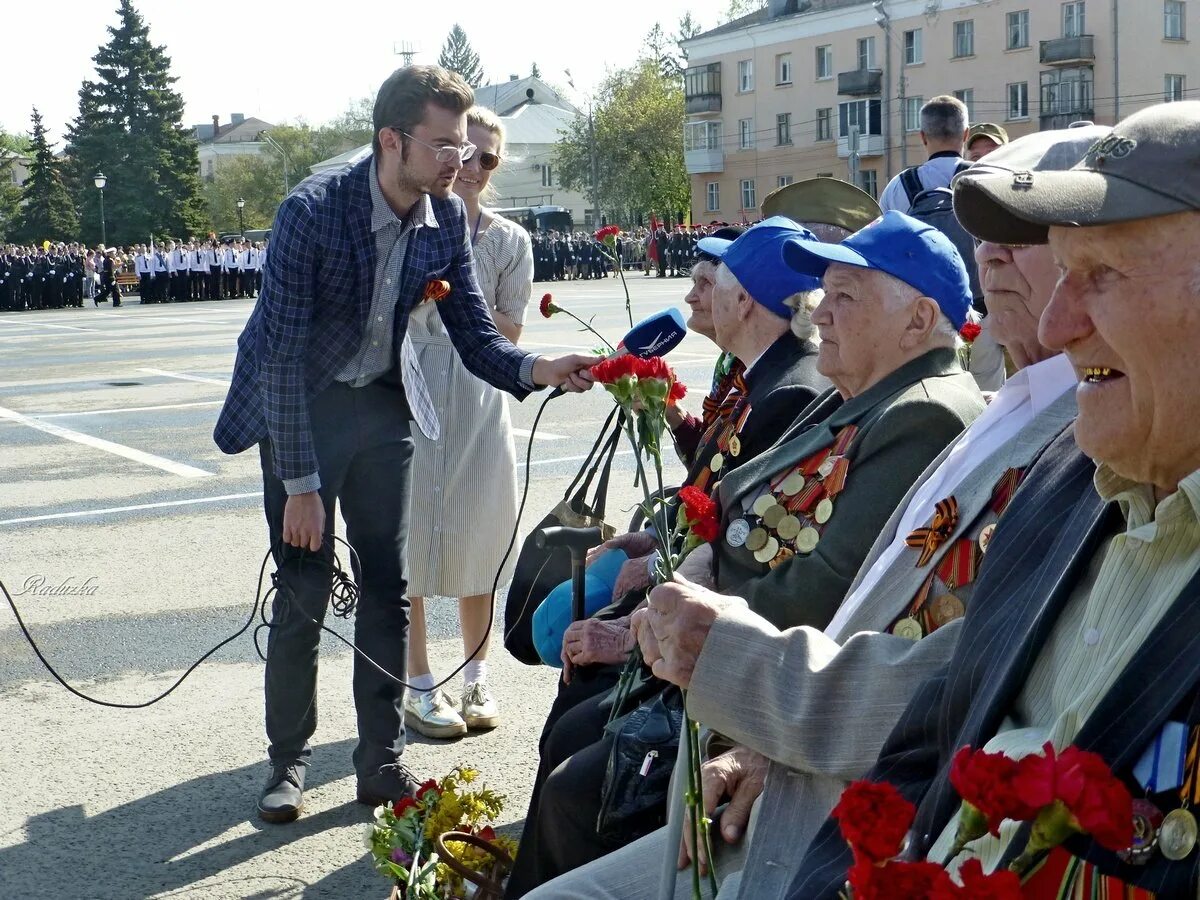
[0,128,31,242]
[12,108,79,244]
[553,59,689,225]
[437,25,485,87]
[64,0,207,245]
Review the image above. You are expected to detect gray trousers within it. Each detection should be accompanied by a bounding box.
[259,379,414,778]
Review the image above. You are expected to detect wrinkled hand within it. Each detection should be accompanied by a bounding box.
[585,530,659,566]
[677,541,715,589]
[611,555,655,603]
[678,746,770,874]
[631,574,746,690]
[560,616,634,682]
[533,353,597,393]
[282,491,325,552]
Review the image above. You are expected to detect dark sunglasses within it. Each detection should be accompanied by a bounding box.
[467,150,501,171]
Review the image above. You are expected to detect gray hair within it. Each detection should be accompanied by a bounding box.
[880,270,961,349]
[785,288,823,342]
[921,95,969,141]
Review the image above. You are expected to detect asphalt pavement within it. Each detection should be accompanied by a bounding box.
[0,273,715,899]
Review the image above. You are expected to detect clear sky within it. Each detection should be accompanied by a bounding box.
[2,0,732,145]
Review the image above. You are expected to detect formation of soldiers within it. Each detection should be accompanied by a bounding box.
[0,237,268,311]
[529,224,727,284]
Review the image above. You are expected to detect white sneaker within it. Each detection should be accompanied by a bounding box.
[462,682,500,731]
[404,689,467,739]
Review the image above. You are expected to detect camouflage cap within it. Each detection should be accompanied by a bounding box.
[759,176,881,233]
[965,122,1009,148]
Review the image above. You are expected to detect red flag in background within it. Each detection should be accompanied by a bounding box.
[648,214,660,264]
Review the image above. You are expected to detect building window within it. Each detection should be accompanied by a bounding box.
[541,164,553,187]
[953,20,975,57]
[815,107,833,141]
[1063,1,1086,37]
[1166,73,1186,101]
[859,170,878,199]
[738,59,754,92]
[706,182,720,212]
[903,96,923,132]
[739,118,755,150]
[741,179,756,210]
[1007,82,1029,118]
[816,45,833,79]
[904,29,923,65]
[684,64,721,100]
[776,53,793,85]
[1040,66,1095,117]
[1007,10,1030,48]
[838,99,883,138]
[1166,1,1186,38]
[953,88,976,121]
[857,36,876,70]
[777,174,794,188]
[776,112,792,145]
[685,120,721,152]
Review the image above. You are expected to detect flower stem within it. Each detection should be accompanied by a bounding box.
[558,307,616,353]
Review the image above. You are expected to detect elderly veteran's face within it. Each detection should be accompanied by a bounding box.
[1041,211,1200,491]
[812,264,928,398]
[975,241,1059,367]
[683,261,718,340]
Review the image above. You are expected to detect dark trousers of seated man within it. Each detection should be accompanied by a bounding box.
[258,378,414,779]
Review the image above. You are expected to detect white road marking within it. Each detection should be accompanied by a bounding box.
[0,492,260,526]
[0,405,215,479]
[0,318,99,333]
[33,400,225,419]
[528,449,634,467]
[511,427,566,441]
[138,367,231,386]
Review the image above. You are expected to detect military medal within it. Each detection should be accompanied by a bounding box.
[762,503,786,529]
[1119,799,1164,865]
[710,452,724,473]
[752,494,776,517]
[726,518,751,548]
[729,435,742,458]
[978,523,996,554]
[893,617,924,640]
[814,497,834,525]
[929,594,965,627]
[746,528,769,553]
[754,536,780,564]
[769,547,794,569]
[795,527,819,554]
[817,457,836,479]
[776,515,801,541]
[781,472,806,496]
[1159,808,1198,860]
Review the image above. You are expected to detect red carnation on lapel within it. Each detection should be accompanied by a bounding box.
[423,279,450,302]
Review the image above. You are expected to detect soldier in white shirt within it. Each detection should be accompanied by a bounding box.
[151,245,168,302]
[222,241,238,299]
[135,245,154,303]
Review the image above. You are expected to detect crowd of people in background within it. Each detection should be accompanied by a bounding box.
[0,236,268,310]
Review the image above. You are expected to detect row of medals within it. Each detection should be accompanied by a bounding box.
[725,458,838,567]
[891,522,998,641]
[1124,799,1198,865]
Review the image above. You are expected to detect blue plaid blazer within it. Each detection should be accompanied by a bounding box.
[787,425,1200,897]
[213,157,533,482]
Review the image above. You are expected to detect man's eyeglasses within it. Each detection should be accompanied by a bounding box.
[465,149,501,171]
[392,128,476,165]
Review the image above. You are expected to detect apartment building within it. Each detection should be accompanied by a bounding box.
[680,0,1198,223]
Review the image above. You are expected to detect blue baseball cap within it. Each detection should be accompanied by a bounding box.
[780,210,972,329]
[697,215,823,320]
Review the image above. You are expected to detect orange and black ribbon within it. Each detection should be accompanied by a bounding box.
[905,497,960,567]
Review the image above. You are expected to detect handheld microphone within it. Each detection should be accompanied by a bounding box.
[549,308,688,398]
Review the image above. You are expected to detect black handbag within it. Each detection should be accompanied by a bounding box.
[595,687,685,845]
[503,407,624,666]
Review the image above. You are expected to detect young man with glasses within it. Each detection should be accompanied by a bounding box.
[214,64,595,825]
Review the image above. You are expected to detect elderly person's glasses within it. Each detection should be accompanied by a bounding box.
[392,128,476,164]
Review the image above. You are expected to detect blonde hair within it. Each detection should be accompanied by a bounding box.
[467,106,505,205]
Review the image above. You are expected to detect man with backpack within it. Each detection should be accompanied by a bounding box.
[878,95,970,215]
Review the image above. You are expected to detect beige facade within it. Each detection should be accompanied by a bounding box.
[681,0,1199,223]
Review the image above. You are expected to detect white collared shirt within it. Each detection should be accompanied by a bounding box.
[825,353,1078,636]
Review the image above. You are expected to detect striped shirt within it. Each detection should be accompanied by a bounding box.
[929,464,1200,873]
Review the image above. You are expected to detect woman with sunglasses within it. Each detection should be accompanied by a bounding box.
[403,106,533,739]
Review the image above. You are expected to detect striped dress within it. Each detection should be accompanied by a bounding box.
[405,213,534,597]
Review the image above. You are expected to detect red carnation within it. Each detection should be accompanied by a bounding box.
[416,779,441,801]
[959,322,982,343]
[690,514,720,544]
[677,485,717,524]
[476,825,497,842]
[953,858,1023,900]
[633,356,671,381]
[849,858,954,900]
[591,354,639,384]
[668,380,687,403]
[392,795,417,816]
[949,746,1038,837]
[595,224,621,244]
[539,293,558,319]
[832,780,916,865]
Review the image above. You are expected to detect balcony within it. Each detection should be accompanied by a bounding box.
[685,63,722,115]
[1040,34,1095,65]
[1040,109,1094,130]
[837,133,885,158]
[684,148,725,174]
[686,93,722,115]
[838,68,883,96]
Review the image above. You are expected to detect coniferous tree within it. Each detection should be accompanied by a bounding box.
[531,62,542,79]
[65,0,207,245]
[437,25,485,88]
[12,108,79,244]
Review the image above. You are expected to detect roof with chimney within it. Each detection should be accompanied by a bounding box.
[474,75,579,117]
[193,115,274,145]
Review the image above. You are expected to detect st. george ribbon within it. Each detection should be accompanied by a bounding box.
[549,307,688,398]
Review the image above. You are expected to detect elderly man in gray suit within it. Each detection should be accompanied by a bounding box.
[528,125,1103,900]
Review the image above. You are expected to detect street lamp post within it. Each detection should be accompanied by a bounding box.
[236,197,246,236]
[94,172,107,246]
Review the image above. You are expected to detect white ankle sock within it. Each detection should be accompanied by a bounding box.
[463,660,488,686]
[410,672,435,693]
